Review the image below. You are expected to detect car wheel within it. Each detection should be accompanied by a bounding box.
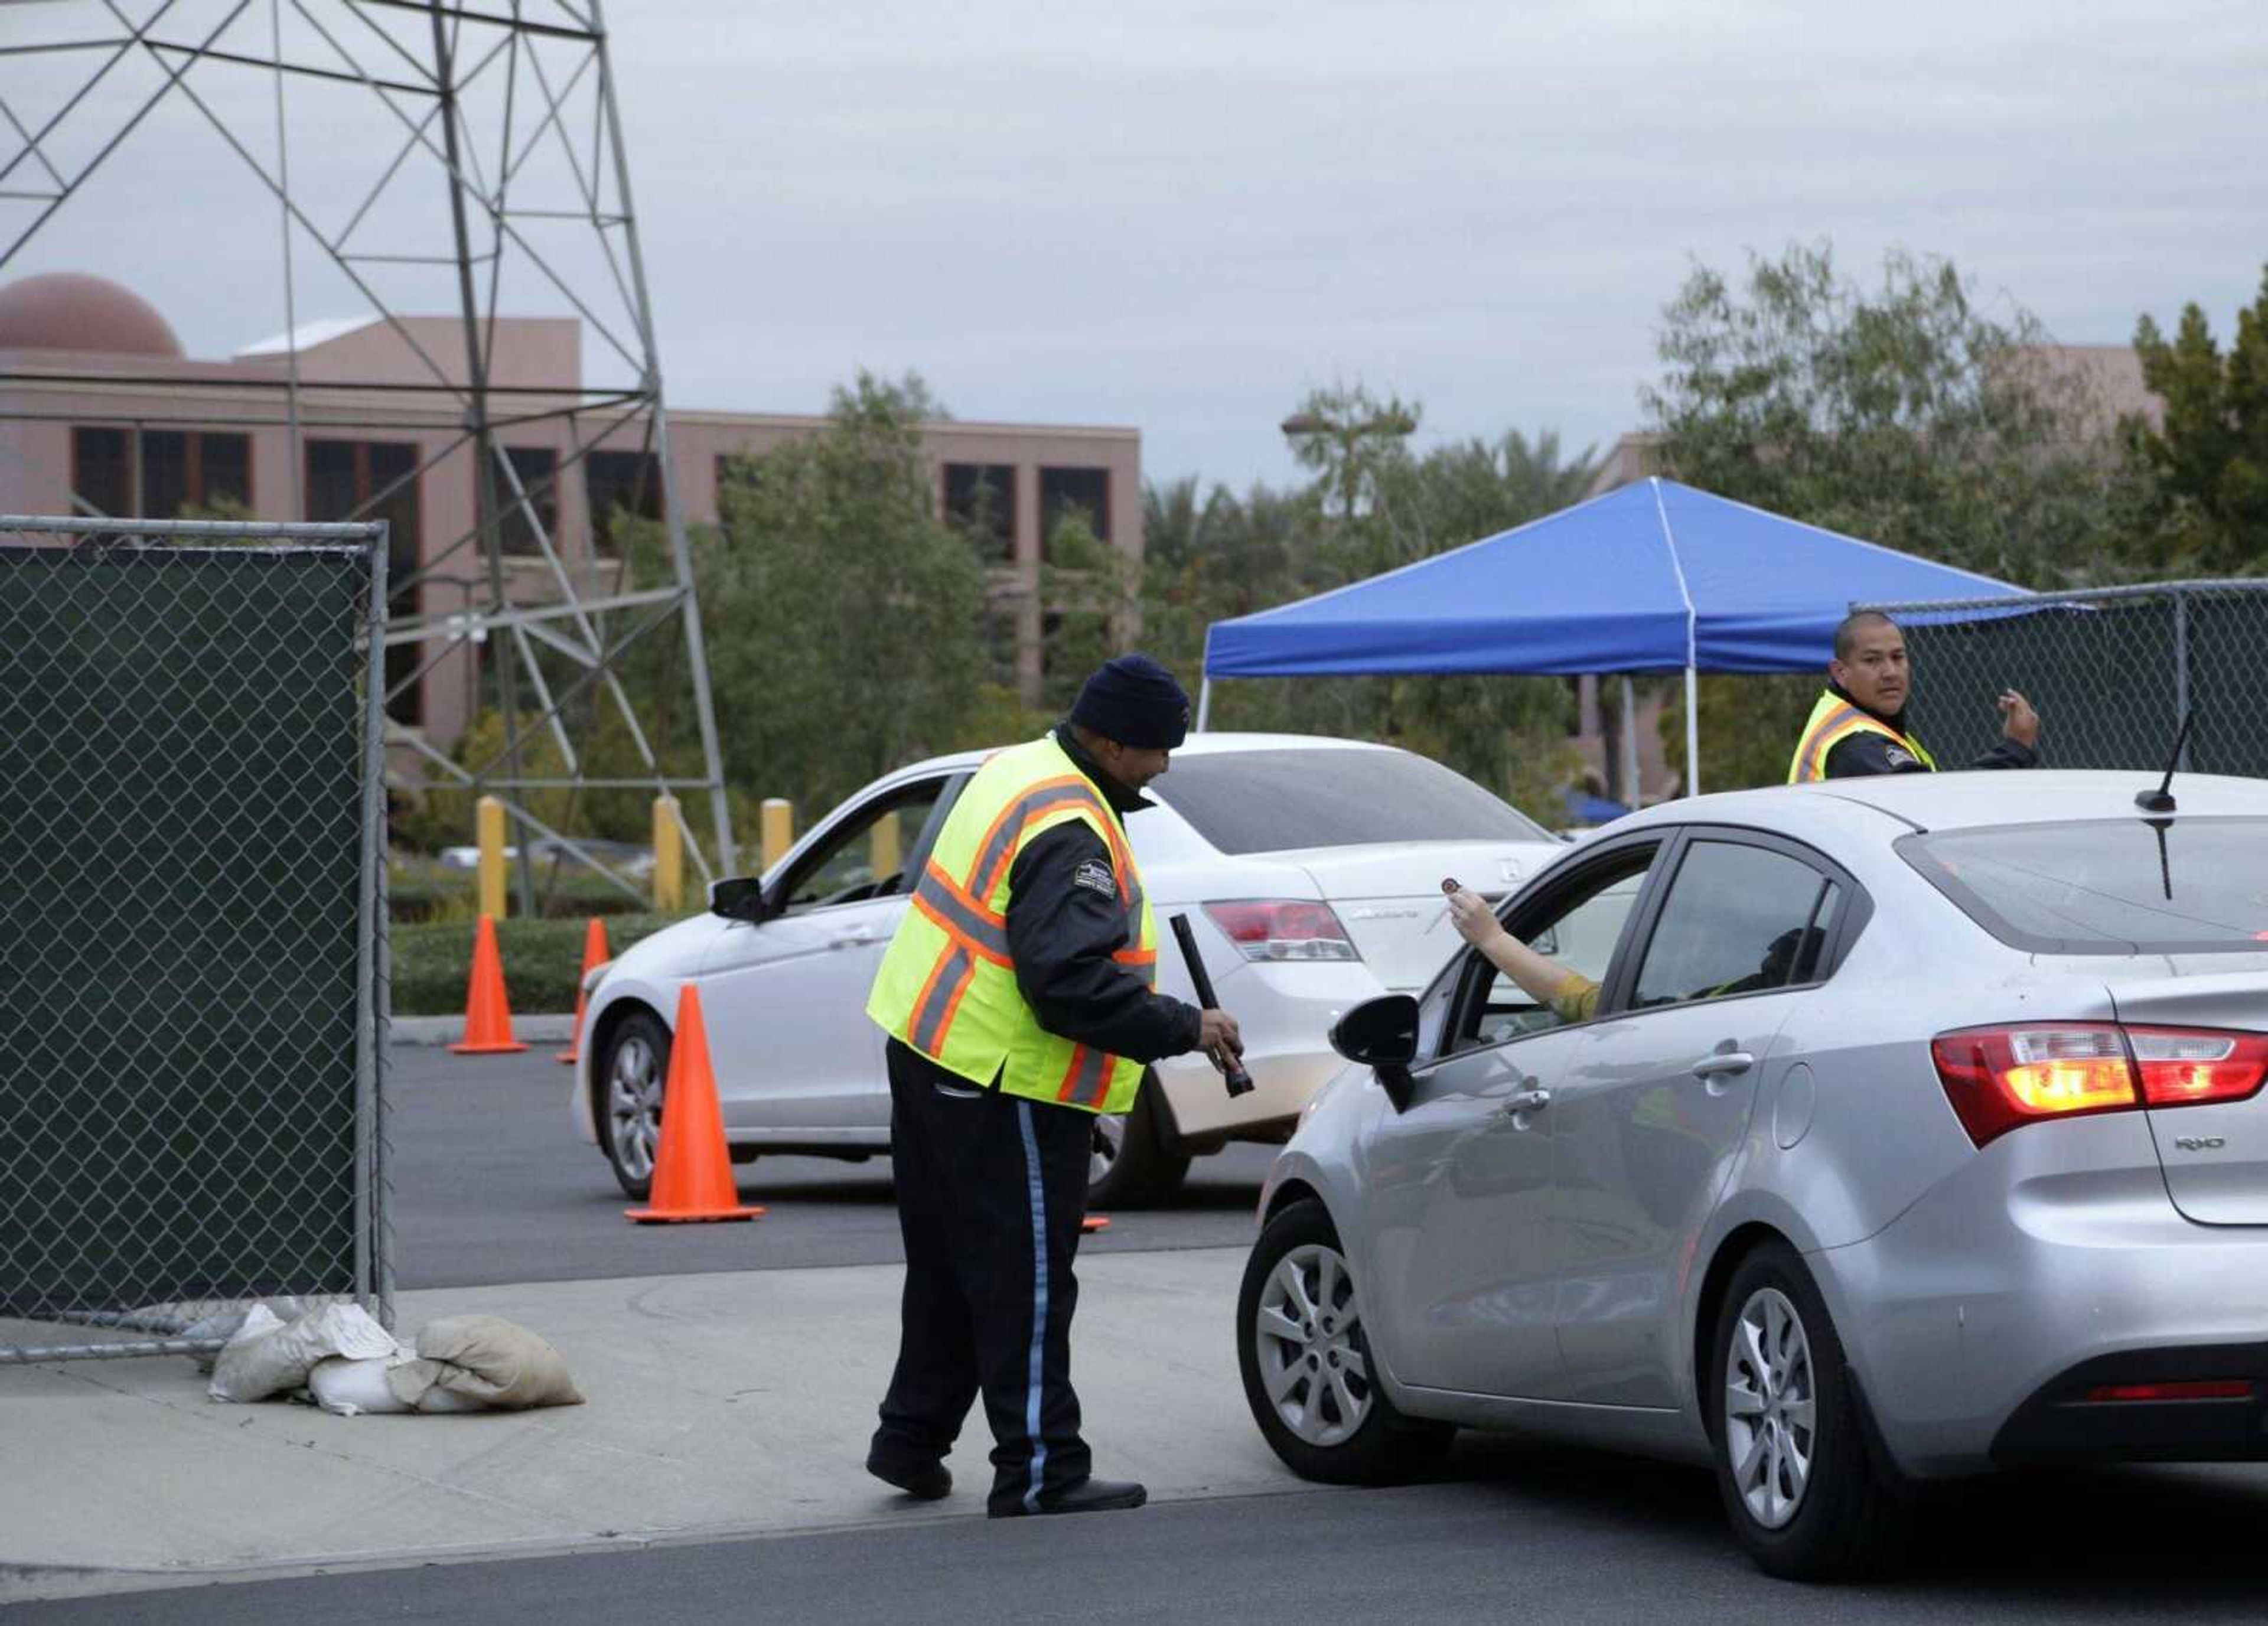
[599,1009,670,1201]
[1236,1197,1452,1484]
[1707,1242,1910,1579]
[1086,1075,1191,1210]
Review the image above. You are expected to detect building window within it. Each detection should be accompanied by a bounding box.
[71,427,131,516]
[1040,466,1110,557]
[944,462,1016,565]
[493,446,558,557]
[308,438,423,726]
[585,449,662,556]
[99,429,253,519]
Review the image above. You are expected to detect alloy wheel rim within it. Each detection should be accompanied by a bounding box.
[608,1036,662,1180]
[1253,1242,1371,1446]
[1723,1286,1817,1529]
[1089,1113,1125,1187]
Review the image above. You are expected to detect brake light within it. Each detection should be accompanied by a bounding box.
[1932,1023,2268,1147]
[1202,900,1360,963]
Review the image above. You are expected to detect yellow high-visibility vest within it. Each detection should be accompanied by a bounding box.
[1786,689,1938,783]
[866,734,1158,1115]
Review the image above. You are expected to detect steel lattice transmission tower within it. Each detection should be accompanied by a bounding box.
[0,0,737,897]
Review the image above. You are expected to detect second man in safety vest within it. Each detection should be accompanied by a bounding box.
[863,653,1241,1518]
[1788,610,2041,781]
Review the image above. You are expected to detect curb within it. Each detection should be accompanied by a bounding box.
[390,1014,578,1046]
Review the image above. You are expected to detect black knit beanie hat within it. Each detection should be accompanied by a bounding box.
[1068,653,1191,750]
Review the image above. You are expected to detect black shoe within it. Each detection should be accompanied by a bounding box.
[989,1476,1148,1518]
[866,1450,952,1501]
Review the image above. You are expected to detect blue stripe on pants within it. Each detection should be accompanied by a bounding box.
[1016,1099,1050,1513]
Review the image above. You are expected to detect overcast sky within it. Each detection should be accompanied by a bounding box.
[6,0,2265,492]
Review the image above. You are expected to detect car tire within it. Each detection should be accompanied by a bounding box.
[1707,1242,1911,1580]
[598,1008,670,1201]
[1085,1075,1191,1210]
[1237,1197,1453,1484]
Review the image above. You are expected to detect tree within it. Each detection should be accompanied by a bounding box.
[1151,385,1595,823]
[1647,242,2140,588]
[2129,266,2268,574]
[700,371,990,822]
[1644,242,2155,788]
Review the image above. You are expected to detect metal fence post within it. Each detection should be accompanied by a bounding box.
[2174,586,2192,772]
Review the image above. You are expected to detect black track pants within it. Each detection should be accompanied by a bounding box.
[871,1038,1094,1513]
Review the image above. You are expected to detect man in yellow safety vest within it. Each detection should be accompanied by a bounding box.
[1788,611,2041,782]
[862,653,1242,1519]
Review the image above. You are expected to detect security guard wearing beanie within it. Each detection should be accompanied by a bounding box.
[862,652,1243,1517]
[1788,610,2041,781]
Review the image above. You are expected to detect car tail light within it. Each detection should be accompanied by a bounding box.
[2126,1027,2268,1106]
[1202,900,1360,963]
[2084,1380,2256,1403]
[1932,1023,2268,1147]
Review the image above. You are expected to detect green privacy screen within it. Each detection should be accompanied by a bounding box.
[1885,586,2268,781]
[0,535,382,1330]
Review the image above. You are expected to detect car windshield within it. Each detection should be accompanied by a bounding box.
[1152,748,1549,855]
[1901,816,2268,954]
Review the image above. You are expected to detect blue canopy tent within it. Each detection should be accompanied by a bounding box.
[1197,478,2032,796]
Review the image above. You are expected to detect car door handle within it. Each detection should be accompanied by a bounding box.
[827,927,878,949]
[1497,1088,1551,1115]
[1690,1050,1754,1080]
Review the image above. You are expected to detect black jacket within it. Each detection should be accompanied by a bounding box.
[1821,682,2040,778]
[1001,725,1204,1063]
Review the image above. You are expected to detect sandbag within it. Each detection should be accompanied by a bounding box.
[305,1355,414,1417]
[386,1315,584,1411]
[182,1298,306,1374]
[208,1303,399,1403]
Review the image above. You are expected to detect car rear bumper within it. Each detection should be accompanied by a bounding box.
[1150,960,1379,1139]
[1990,1343,2268,1465]
[1811,1117,2268,1479]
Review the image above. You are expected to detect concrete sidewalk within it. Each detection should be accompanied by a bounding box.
[0,1249,1305,1604]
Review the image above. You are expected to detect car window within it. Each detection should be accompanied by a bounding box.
[781,780,948,914]
[1152,748,1549,855]
[1452,849,1654,1052]
[1630,840,1835,1012]
[1901,816,2268,954]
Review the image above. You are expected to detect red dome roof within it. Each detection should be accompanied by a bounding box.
[0,272,183,359]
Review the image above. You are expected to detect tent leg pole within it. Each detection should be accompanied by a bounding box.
[1620,677,1640,807]
[1195,676,1213,733]
[1684,666,1700,797]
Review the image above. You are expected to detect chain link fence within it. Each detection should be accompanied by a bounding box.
[1,516,392,1363]
[1860,581,2268,779]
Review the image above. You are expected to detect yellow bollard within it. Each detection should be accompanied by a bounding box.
[871,808,902,884]
[652,794,684,913]
[760,797,794,872]
[476,795,508,920]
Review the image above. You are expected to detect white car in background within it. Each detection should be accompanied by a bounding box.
[572,732,1564,1207]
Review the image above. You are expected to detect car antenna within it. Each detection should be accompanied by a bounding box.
[2134,712,2195,816]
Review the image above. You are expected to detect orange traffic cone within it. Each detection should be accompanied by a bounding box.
[625,985,765,1224]
[450,914,528,1055]
[556,917,610,1065]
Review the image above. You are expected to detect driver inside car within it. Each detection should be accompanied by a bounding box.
[1446,888,1823,1021]
[1446,884,1602,1023]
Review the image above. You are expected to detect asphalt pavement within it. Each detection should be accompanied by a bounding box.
[387,1044,1275,1288]
[15,1443,2268,1624]
[11,1042,2268,1615]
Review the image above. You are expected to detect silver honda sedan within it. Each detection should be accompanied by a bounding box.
[1237,771,2268,1579]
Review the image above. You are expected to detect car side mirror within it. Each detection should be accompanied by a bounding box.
[1329,994,1420,1112]
[709,876,772,923]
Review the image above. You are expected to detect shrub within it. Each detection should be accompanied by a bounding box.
[389,912,686,1016]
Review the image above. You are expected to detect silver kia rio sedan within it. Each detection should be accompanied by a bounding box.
[1237,770,2268,1579]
